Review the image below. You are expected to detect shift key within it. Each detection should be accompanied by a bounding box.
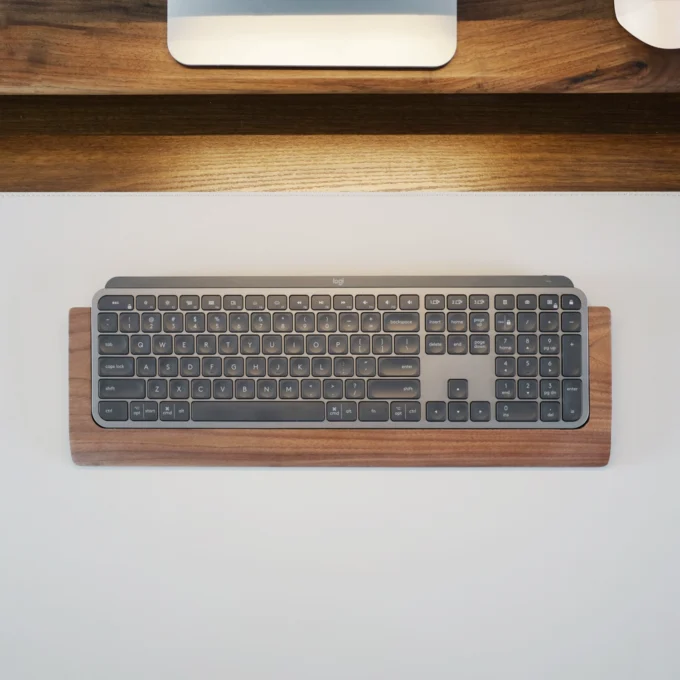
[99,379,146,399]
[368,380,420,399]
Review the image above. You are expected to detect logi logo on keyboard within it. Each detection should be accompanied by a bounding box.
[332,278,345,286]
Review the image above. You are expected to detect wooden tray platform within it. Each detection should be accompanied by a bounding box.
[69,306,611,466]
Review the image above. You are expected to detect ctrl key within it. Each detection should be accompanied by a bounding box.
[98,401,128,422]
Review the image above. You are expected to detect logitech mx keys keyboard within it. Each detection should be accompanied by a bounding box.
[93,276,589,429]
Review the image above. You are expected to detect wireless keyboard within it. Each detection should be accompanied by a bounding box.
[92,276,589,430]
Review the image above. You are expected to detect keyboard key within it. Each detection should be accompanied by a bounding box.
[170,380,189,399]
[159,296,178,310]
[359,402,389,422]
[202,357,222,377]
[495,335,515,355]
[517,312,538,332]
[326,402,343,422]
[246,357,266,377]
[470,313,490,332]
[562,312,582,332]
[541,402,561,422]
[152,335,173,355]
[368,379,420,400]
[174,335,195,355]
[328,335,349,355]
[361,313,381,332]
[252,313,272,333]
[447,313,467,333]
[518,379,538,399]
[280,380,299,399]
[426,402,447,422]
[131,335,151,355]
[372,335,392,355]
[399,295,419,310]
[384,313,419,332]
[273,313,293,333]
[394,335,420,355]
[258,380,277,399]
[268,357,288,377]
[141,313,162,333]
[406,403,421,422]
[539,312,559,332]
[518,334,538,355]
[301,380,321,399]
[425,295,445,310]
[262,335,282,355]
[158,357,178,377]
[192,379,211,399]
[99,379,145,399]
[563,379,583,421]
[471,402,491,422]
[246,295,265,310]
[495,295,515,310]
[290,295,310,310]
[334,357,354,377]
[180,357,200,377]
[268,295,288,311]
[143,402,158,421]
[229,314,249,333]
[448,402,469,422]
[333,295,353,310]
[98,295,134,311]
[390,402,406,422]
[323,380,343,399]
[469,295,489,310]
[99,335,129,355]
[356,295,375,310]
[378,295,398,310]
[356,358,376,377]
[496,379,516,400]
[235,379,255,399]
[223,295,244,310]
[312,295,331,310]
[193,402,325,422]
[517,295,537,310]
[318,313,338,332]
[562,335,582,377]
[99,357,134,377]
[540,335,560,355]
[447,295,467,310]
[290,358,310,377]
[448,335,468,355]
[341,402,359,421]
[540,357,560,377]
[218,335,238,355]
[425,313,445,332]
[120,313,140,333]
[98,401,128,421]
[98,313,118,333]
[136,357,156,377]
[241,335,261,355]
[448,379,468,399]
[294,313,315,333]
[163,313,183,333]
[495,312,515,332]
[312,357,332,377]
[180,295,199,311]
[496,402,538,422]
[339,313,358,333]
[214,380,233,399]
[518,357,538,377]
[306,335,326,355]
[540,379,560,400]
[470,335,491,355]
[350,335,371,355]
[201,295,221,311]
[496,357,516,377]
[561,294,582,310]
[425,335,445,355]
[539,294,559,310]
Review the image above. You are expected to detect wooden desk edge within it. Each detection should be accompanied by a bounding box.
[69,306,612,467]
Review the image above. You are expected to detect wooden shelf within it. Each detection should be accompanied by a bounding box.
[2,1,679,94]
[69,306,612,467]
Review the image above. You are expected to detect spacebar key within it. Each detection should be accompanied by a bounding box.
[192,402,325,422]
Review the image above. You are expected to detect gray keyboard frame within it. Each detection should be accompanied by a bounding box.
[92,276,589,430]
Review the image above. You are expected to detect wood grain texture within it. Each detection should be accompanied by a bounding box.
[1,0,680,94]
[69,306,612,467]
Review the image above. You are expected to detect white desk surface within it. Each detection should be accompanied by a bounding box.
[1,193,679,680]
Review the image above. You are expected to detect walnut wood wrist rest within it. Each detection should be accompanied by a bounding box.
[69,307,612,467]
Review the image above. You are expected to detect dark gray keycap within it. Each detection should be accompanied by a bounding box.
[196,335,217,355]
[495,312,515,333]
[338,313,358,333]
[539,312,559,332]
[356,358,376,377]
[470,335,491,355]
[174,403,190,422]
[141,313,162,333]
[448,402,468,422]
[131,335,151,355]
[294,313,314,333]
[448,379,468,399]
[540,379,560,400]
[323,380,343,399]
[98,296,134,311]
[540,357,560,377]
[541,402,561,422]
[562,335,582,377]
[252,313,272,333]
[193,402,325,422]
[427,402,447,422]
[359,402,389,422]
[290,358,310,377]
[318,313,338,332]
[99,335,129,355]
[540,335,560,355]
[302,380,321,399]
[563,380,583,421]
[186,313,206,333]
[518,357,538,377]
[340,402,358,421]
[241,335,261,355]
[130,402,144,421]
[273,313,293,333]
[496,402,538,422]
[158,357,178,377]
[99,379,145,399]
[262,335,283,356]
[160,403,175,421]
[518,379,538,399]
[326,402,343,422]
[394,335,419,355]
[152,335,173,355]
[517,312,538,332]
[223,295,244,310]
[284,335,304,355]
[495,335,516,355]
[98,401,128,421]
[361,313,381,332]
[425,313,445,332]
[345,379,366,399]
[469,295,489,310]
[517,295,537,310]
[257,379,277,399]
[192,380,211,399]
[137,296,156,311]
[246,295,265,311]
[136,357,156,377]
[561,294,582,310]
[470,313,490,332]
[268,295,288,311]
[562,312,582,332]
[306,335,326,355]
[495,295,515,310]
[448,334,468,355]
[246,357,266,377]
[496,379,516,400]
[447,313,467,333]
[163,313,183,333]
[391,402,406,421]
[214,380,234,399]
[148,379,168,399]
[379,357,420,377]
[174,335,195,355]
[496,357,516,377]
[207,312,227,333]
[159,296,178,310]
[378,295,398,310]
[202,357,222,377]
[334,357,354,377]
[99,357,134,377]
[98,313,118,333]
[180,357,200,377]
[235,379,255,399]
[280,380,299,399]
[471,402,491,421]
[229,313,249,333]
[312,357,332,377]
[425,335,446,355]
[268,357,288,377]
[290,296,310,311]
[368,380,420,400]
[328,335,349,355]
[180,295,199,311]
[218,335,238,355]
[447,295,467,310]
[399,295,419,310]
[350,334,371,355]
[384,313,419,333]
[356,295,375,310]
[372,335,392,355]
[518,334,538,355]
[333,295,353,310]
[539,294,559,310]
[405,402,421,422]
[312,295,331,310]
[425,295,445,310]
[120,313,140,333]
